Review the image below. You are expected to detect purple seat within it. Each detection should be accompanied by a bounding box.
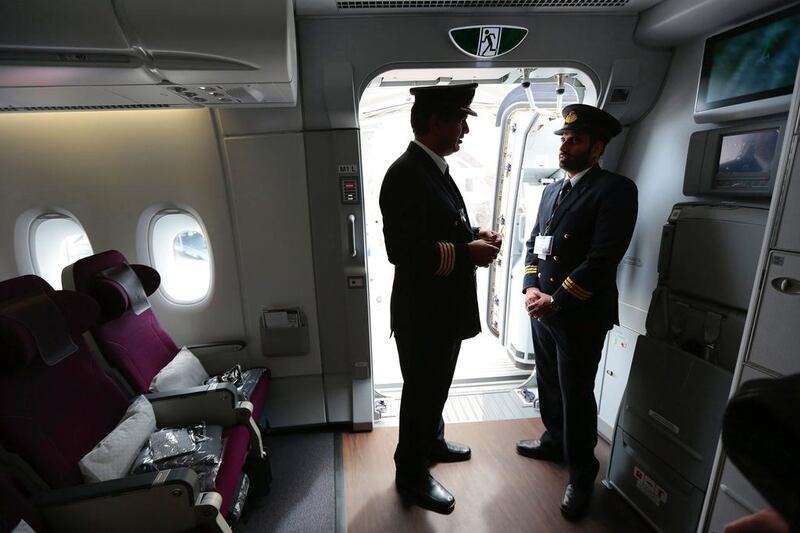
[64,250,269,422]
[0,275,251,521]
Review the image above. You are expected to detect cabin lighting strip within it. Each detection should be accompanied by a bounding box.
[338,0,628,8]
[0,104,173,113]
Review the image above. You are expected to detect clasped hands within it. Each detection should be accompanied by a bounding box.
[468,229,502,267]
[525,287,556,320]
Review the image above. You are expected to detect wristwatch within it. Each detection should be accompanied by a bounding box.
[549,295,560,312]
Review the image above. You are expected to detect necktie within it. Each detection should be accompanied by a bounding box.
[554,180,572,211]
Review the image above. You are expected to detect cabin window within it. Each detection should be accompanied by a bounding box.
[30,214,94,290]
[149,210,212,304]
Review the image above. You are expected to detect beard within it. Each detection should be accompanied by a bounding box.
[559,150,591,173]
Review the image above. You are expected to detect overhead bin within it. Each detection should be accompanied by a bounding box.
[0,0,297,110]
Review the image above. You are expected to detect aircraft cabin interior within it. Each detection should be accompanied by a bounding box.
[1,0,799,532]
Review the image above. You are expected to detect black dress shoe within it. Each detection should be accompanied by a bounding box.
[516,439,564,462]
[396,474,455,514]
[430,440,471,463]
[560,483,593,521]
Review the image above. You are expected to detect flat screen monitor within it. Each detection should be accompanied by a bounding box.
[715,128,780,187]
[683,115,785,198]
[695,5,800,121]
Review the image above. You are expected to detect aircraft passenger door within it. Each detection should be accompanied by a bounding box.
[486,103,562,366]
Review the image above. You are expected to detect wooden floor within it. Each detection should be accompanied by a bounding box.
[343,418,652,533]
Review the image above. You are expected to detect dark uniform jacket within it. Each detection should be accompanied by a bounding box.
[523,164,638,328]
[380,142,481,341]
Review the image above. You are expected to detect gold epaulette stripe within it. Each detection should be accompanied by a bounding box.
[435,242,455,276]
[434,243,444,275]
[563,277,591,300]
[524,265,537,274]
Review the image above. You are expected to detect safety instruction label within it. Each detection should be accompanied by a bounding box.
[634,466,668,506]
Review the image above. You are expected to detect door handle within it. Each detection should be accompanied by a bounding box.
[771,277,800,295]
[347,214,357,258]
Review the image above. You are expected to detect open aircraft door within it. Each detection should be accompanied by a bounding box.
[485,83,566,367]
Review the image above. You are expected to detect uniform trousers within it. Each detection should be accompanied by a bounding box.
[531,315,608,485]
[393,333,461,480]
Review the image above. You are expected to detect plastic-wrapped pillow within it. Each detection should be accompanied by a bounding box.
[79,396,156,483]
[149,347,209,392]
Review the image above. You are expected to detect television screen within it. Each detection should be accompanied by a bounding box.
[697,6,800,112]
[715,128,779,182]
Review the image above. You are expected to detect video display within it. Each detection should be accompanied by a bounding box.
[698,6,800,110]
[716,129,779,178]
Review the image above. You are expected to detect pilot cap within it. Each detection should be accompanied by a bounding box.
[554,104,622,142]
[410,83,478,117]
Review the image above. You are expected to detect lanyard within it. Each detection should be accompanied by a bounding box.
[541,182,573,236]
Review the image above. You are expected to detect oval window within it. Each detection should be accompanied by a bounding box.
[149,210,212,303]
[30,214,94,290]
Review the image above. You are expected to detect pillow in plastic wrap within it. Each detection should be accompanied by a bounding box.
[130,424,224,492]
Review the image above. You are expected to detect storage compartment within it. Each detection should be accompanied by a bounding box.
[666,204,767,310]
[619,336,733,488]
[774,134,800,252]
[608,429,705,533]
[0,0,297,109]
[646,287,746,372]
[748,251,800,376]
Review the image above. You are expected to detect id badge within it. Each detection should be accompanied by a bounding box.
[533,235,552,260]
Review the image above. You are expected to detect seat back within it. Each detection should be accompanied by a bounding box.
[0,275,129,488]
[65,250,179,393]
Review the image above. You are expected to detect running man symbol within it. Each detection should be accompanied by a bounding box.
[479,27,501,57]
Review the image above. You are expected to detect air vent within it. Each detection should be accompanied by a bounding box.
[0,104,174,113]
[338,0,628,8]
[0,49,140,68]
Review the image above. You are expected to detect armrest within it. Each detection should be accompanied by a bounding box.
[37,469,230,533]
[146,383,239,427]
[186,340,246,352]
[38,469,198,507]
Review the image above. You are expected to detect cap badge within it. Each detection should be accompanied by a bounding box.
[564,111,578,124]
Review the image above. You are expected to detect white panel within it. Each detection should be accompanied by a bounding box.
[617,40,722,314]
[598,325,638,433]
[223,133,323,378]
[0,108,246,347]
[0,1,129,49]
[747,251,800,376]
[774,133,800,252]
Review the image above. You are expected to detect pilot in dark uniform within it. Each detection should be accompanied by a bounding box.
[379,83,501,514]
[516,104,638,520]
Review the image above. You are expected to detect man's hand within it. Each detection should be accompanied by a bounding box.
[468,239,499,267]
[478,229,503,249]
[526,287,556,320]
[725,508,788,533]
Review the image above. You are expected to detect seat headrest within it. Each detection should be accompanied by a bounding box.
[0,276,99,372]
[90,264,159,319]
[66,250,160,320]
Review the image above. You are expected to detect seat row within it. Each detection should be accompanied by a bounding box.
[0,250,272,533]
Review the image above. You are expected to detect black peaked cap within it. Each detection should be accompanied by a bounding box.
[554,103,622,142]
[409,83,478,117]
